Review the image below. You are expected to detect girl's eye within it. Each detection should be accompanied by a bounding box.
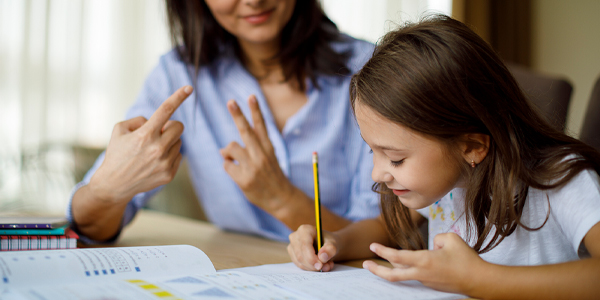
[390,159,404,167]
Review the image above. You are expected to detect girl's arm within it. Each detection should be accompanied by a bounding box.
[468,221,600,299]
[364,222,600,299]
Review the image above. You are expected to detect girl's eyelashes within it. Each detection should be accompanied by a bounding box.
[390,159,405,167]
[369,149,404,167]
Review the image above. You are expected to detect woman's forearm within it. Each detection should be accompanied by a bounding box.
[71,184,130,241]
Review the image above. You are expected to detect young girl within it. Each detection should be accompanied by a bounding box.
[287,15,600,299]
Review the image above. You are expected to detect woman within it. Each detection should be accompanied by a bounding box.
[67,0,379,242]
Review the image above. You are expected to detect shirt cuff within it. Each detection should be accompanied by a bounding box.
[65,181,122,245]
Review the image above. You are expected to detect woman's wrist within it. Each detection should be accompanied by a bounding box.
[87,173,130,205]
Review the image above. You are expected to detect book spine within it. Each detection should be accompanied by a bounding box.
[40,235,48,250]
[0,235,77,251]
[0,226,67,235]
[0,236,7,250]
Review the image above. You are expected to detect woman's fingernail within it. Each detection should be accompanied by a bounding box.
[229,101,238,111]
[370,244,377,252]
[184,86,192,94]
[319,253,329,262]
[322,264,330,272]
[314,262,322,270]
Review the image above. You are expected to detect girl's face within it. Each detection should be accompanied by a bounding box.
[354,101,464,209]
[204,0,296,46]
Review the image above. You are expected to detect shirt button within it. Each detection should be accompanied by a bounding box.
[293,129,301,135]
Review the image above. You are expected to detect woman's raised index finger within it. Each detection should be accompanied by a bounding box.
[145,85,193,133]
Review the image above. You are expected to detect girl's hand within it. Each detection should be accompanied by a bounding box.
[363,232,486,295]
[220,95,296,215]
[88,86,192,203]
[288,224,339,272]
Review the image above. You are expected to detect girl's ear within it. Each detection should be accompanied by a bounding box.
[459,133,490,167]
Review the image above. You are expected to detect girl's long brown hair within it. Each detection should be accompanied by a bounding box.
[350,15,600,253]
[165,0,350,91]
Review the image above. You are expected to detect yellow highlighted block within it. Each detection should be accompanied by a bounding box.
[140,284,160,290]
[153,291,174,297]
[126,279,146,284]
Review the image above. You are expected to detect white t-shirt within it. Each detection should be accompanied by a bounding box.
[422,168,600,265]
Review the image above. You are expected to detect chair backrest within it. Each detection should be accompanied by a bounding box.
[579,75,600,152]
[507,63,573,132]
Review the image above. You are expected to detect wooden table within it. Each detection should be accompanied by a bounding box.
[115,209,293,270]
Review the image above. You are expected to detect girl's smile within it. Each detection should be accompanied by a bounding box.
[391,189,410,196]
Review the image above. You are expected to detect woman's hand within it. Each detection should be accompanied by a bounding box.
[88,86,193,204]
[363,232,486,295]
[288,224,339,272]
[220,95,297,215]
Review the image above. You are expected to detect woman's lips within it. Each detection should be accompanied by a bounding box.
[392,189,410,196]
[242,9,275,25]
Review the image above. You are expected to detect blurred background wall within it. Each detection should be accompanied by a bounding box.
[0,0,598,219]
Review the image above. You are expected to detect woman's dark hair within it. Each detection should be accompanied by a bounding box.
[165,0,350,91]
[350,15,600,253]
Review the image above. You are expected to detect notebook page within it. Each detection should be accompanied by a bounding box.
[229,262,467,300]
[0,245,214,288]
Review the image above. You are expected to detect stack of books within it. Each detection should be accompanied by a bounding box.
[0,217,78,251]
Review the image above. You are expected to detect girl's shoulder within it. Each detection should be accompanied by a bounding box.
[545,167,600,200]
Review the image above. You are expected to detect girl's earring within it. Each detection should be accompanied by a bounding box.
[471,160,476,168]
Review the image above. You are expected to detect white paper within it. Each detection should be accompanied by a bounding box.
[231,263,467,300]
[3,272,303,300]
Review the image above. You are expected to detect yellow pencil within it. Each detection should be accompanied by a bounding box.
[312,152,323,252]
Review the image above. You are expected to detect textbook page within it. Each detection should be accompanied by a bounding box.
[230,262,467,300]
[0,245,215,288]
[1,271,304,300]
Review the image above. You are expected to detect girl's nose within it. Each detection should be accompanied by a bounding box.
[371,162,394,184]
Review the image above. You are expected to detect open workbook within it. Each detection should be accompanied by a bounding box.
[0,245,466,300]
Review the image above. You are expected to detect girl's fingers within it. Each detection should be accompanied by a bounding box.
[363,260,414,282]
[288,225,336,271]
[432,232,461,250]
[318,242,336,263]
[288,225,318,270]
[369,243,421,266]
[321,260,335,272]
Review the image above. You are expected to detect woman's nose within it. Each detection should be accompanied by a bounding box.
[243,0,266,8]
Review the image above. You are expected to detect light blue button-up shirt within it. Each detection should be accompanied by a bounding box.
[67,35,380,242]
